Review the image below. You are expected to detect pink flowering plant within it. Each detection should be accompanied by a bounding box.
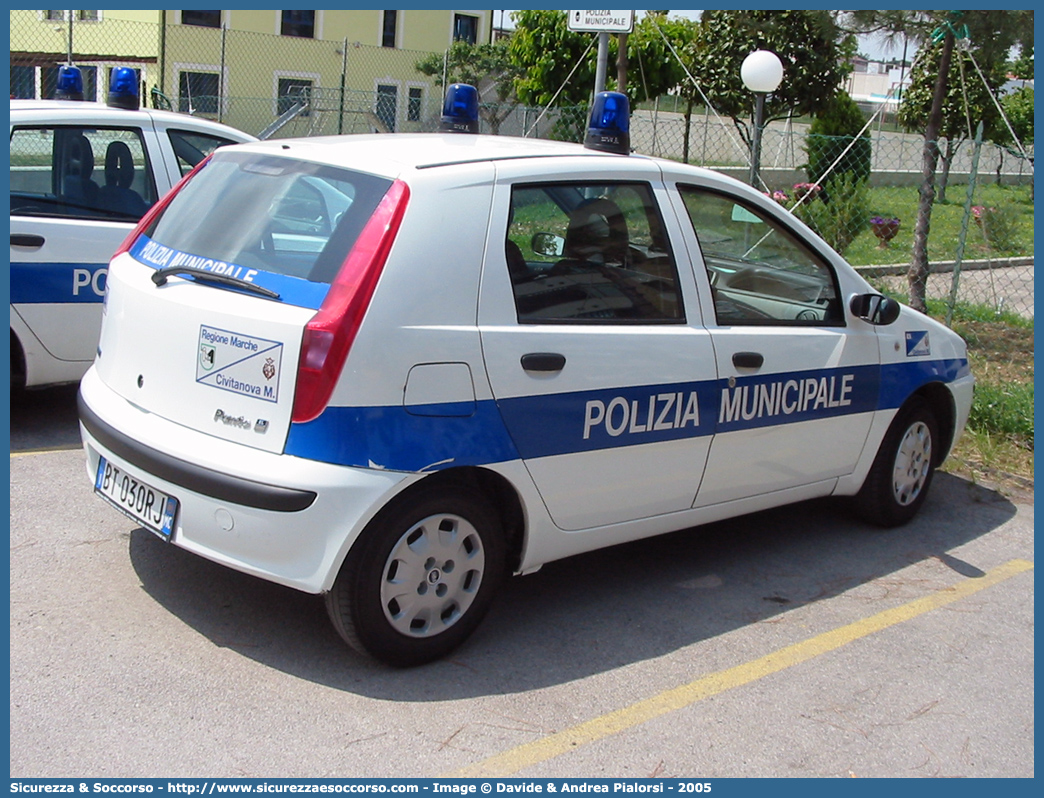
[971,204,1019,251]
[764,174,869,256]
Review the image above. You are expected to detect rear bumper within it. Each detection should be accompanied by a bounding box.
[79,391,317,512]
[78,367,410,593]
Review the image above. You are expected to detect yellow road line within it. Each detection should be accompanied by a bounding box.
[10,445,82,458]
[451,558,1034,778]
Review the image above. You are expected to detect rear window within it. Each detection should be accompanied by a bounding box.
[145,151,393,285]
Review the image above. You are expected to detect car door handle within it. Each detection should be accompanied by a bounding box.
[521,353,566,372]
[732,351,764,370]
[11,233,45,248]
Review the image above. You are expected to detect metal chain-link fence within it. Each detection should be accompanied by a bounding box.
[11,11,1033,320]
[628,114,1033,320]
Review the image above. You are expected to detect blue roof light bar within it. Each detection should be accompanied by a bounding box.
[439,83,479,134]
[584,91,631,155]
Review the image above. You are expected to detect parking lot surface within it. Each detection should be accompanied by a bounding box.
[9,389,1034,778]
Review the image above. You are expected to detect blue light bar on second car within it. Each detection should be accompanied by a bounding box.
[584,91,630,155]
[55,65,85,101]
[107,66,140,110]
[439,83,479,134]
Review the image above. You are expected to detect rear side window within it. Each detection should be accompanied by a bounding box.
[10,125,157,221]
[506,182,683,323]
[144,151,393,284]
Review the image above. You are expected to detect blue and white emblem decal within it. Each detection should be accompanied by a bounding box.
[196,325,283,402]
[905,330,931,357]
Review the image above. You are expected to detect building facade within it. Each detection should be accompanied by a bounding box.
[10,9,494,136]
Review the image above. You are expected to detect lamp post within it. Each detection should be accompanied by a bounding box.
[741,50,784,189]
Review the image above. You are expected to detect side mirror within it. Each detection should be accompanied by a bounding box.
[531,232,564,258]
[850,293,901,326]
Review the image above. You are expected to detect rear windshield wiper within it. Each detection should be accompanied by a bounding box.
[151,265,281,299]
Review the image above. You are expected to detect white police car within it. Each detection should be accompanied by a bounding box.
[10,65,256,390]
[78,86,973,666]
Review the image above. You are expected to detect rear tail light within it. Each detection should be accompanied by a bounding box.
[292,179,410,423]
[111,156,213,259]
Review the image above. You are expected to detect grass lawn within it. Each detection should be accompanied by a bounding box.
[932,301,1034,496]
[842,182,1034,266]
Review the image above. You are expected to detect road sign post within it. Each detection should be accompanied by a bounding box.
[567,10,635,34]
[568,10,635,99]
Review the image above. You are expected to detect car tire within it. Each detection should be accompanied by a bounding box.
[855,397,939,528]
[325,483,506,667]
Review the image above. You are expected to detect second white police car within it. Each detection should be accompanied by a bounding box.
[10,65,256,390]
[79,86,974,666]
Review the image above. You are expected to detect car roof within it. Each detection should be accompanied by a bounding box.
[226,132,663,173]
[219,132,750,197]
[9,99,257,141]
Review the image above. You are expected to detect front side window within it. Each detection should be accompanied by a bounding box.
[167,129,241,176]
[506,182,683,323]
[281,10,315,38]
[679,186,842,326]
[10,125,156,221]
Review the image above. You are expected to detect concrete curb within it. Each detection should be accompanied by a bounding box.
[855,256,1034,278]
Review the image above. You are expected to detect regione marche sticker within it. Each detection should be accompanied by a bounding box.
[197,325,283,402]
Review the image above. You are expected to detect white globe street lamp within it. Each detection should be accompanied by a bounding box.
[741,50,784,188]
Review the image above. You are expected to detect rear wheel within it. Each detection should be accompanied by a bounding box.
[325,484,505,667]
[855,397,939,527]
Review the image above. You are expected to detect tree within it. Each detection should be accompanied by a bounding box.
[897,38,1004,202]
[687,10,853,155]
[507,10,595,140]
[507,11,701,143]
[415,39,521,135]
[844,9,1032,312]
[806,89,872,186]
[996,86,1034,195]
[1010,42,1034,82]
[613,13,692,106]
[508,9,594,109]
[634,13,701,161]
[1001,86,1034,146]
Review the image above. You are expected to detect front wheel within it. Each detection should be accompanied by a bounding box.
[855,397,939,527]
[325,484,506,667]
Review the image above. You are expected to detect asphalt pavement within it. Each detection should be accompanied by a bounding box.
[8,388,1035,778]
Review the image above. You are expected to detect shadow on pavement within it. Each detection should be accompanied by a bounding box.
[10,384,82,452]
[129,470,1019,699]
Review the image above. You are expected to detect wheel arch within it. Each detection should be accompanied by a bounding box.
[10,328,26,391]
[411,467,527,574]
[331,466,526,587]
[912,382,957,465]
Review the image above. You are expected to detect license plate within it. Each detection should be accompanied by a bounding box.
[94,456,178,540]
